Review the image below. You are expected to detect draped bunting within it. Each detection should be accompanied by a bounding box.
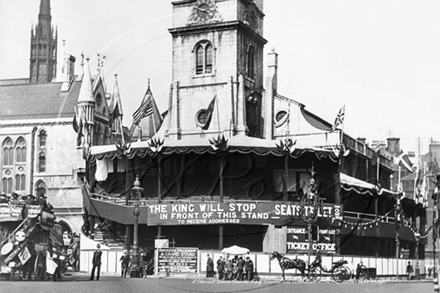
[88,136,340,163]
[89,144,340,163]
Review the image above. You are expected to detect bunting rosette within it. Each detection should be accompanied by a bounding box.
[148,137,164,156]
[209,134,229,153]
[276,138,296,155]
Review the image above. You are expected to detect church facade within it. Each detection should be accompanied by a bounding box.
[0,0,123,234]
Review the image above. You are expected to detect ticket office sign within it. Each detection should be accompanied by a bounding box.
[157,248,198,274]
[147,201,342,226]
[286,226,338,254]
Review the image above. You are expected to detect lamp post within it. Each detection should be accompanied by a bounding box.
[394,197,402,280]
[299,163,323,271]
[129,174,144,278]
[414,231,421,280]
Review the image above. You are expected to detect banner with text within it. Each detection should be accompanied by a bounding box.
[147,201,342,226]
[157,247,198,274]
[286,226,338,254]
[0,204,42,220]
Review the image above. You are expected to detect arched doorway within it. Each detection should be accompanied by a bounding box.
[34,180,47,198]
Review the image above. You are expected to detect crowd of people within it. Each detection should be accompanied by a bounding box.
[206,254,254,281]
[0,192,52,210]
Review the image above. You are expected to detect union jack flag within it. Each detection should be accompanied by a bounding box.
[332,105,345,131]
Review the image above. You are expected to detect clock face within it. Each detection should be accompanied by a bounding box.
[192,0,216,22]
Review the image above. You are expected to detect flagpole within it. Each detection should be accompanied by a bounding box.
[216,95,221,136]
[152,108,157,136]
[119,116,125,146]
[340,105,345,145]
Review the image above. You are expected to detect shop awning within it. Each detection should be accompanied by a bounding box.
[340,173,398,196]
[221,245,250,255]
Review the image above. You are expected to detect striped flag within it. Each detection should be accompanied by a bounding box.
[133,94,153,125]
[332,105,345,131]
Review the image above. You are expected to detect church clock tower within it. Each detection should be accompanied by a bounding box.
[166,0,266,139]
[29,0,57,84]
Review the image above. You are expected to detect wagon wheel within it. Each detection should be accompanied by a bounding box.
[34,252,48,281]
[332,266,348,283]
[309,266,322,282]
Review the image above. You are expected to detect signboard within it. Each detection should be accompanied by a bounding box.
[10,205,23,219]
[155,239,169,249]
[27,205,42,218]
[286,226,338,254]
[147,201,342,226]
[157,247,198,273]
[0,204,41,219]
[0,204,10,218]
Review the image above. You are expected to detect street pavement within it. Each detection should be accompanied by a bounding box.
[0,272,434,293]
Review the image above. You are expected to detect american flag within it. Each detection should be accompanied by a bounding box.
[132,94,153,125]
[332,105,345,131]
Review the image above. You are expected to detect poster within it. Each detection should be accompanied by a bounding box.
[157,248,198,274]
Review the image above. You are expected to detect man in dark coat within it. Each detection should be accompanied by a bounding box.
[120,251,130,278]
[244,256,254,281]
[236,257,244,281]
[206,254,214,277]
[25,195,35,205]
[216,256,225,280]
[90,244,102,280]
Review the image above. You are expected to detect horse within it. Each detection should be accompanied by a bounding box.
[270,251,307,281]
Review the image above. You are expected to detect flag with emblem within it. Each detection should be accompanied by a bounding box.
[332,105,345,131]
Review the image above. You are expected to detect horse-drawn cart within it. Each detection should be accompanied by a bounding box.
[0,203,65,281]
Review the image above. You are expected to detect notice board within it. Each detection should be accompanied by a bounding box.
[157,247,198,274]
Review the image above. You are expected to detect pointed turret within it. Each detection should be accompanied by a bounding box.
[109,74,124,140]
[109,74,123,117]
[77,59,95,104]
[30,0,57,83]
[76,59,95,147]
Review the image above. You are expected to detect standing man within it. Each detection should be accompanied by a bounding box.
[216,256,225,280]
[140,252,148,278]
[120,251,130,278]
[406,261,414,280]
[236,257,244,281]
[244,256,254,281]
[90,244,102,281]
[206,254,214,277]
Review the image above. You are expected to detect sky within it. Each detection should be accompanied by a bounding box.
[0,0,439,155]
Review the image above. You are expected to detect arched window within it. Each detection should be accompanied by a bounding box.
[195,41,214,75]
[39,130,47,147]
[205,44,213,74]
[2,138,13,166]
[247,45,255,79]
[16,138,26,163]
[15,174,26,191]
[2,178,13,194]
[196,45,204,74]
[39,152,46,173]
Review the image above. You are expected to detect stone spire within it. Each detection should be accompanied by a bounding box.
[29,0,57,83]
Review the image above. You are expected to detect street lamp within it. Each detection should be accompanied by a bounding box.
[129,174,144,278]
[299,163,323,270]
[414,231,421,280]
[394,197,402,280]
